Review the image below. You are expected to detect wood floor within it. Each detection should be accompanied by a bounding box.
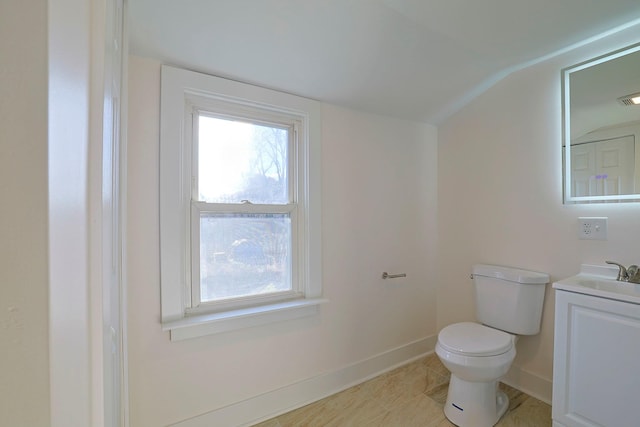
[253,353,552,426]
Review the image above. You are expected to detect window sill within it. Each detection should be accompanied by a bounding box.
[162,298,329,341]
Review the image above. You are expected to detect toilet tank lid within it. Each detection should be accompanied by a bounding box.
[472,264,549,284]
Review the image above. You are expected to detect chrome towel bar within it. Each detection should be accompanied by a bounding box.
[382,272,407,279]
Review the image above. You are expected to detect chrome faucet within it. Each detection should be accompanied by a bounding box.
[606,261,640,284]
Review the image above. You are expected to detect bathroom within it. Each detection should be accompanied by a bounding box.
[4,1,640,426]
[127,17,640,423]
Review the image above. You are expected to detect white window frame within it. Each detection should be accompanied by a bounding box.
[188,106,300,312]
[159,65,324,341]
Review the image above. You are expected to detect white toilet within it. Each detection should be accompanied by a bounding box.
[436,264,549,427]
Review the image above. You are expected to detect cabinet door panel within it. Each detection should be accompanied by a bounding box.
[553,291,640,427]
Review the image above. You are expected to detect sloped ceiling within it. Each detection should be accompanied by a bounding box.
[128,0,640,124]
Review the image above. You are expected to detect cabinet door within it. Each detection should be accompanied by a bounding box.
[553,291,640,427]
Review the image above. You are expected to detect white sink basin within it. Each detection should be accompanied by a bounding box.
[553,264,640,305]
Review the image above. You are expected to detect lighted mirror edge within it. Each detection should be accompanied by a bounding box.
[566,42,640,74]
[562,42,640,204]
[564,194,640,203]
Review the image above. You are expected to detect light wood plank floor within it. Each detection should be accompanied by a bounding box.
[253,353,551,426]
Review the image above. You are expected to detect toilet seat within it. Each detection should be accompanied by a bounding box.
[438,322,513,356]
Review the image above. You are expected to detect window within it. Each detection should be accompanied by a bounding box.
[159,65,324,340]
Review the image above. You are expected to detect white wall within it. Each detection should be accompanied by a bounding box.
[438,24,640,402]
[0,1,50,425]
[126,56,438,426]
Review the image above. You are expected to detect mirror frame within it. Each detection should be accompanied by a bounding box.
[563,42,640,204]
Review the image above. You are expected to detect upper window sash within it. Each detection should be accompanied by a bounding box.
[190,109,299,206]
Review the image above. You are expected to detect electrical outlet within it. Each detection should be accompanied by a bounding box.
[578,217,608,240]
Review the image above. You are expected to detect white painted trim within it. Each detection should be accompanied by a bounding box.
[120,2,131,425]
[89,0,107,424]
[502,365,553,405]
[169,336,436,427]
[48,0,93,426]
[50,2,129,426]
[164,298,329,341]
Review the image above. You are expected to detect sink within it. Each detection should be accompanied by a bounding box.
[553,264,640,305]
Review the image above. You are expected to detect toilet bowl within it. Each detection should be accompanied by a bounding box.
[436,322,516,426]
[435,264,549,427]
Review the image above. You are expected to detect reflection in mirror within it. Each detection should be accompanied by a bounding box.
[563,43,640,203]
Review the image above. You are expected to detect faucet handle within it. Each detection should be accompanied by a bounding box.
[627,265,640,284]
[606,261,629,281]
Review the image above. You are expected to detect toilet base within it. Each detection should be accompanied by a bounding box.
[443,374,509,427]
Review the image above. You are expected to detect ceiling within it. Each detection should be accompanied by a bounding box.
[128,0,640,124]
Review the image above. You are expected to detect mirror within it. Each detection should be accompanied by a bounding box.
[563,43,640,203]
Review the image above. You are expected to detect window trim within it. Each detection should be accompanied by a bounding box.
[159,65,324,340]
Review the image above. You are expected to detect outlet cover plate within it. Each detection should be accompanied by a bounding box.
[578,217,608,240]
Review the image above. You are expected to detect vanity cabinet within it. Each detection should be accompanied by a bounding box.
[552,289,640,427]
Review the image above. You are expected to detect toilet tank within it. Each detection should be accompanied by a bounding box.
[473,264,549,335]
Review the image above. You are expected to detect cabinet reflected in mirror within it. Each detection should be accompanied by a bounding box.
[563,43,640,203]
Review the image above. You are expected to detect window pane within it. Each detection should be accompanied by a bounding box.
[198,115,289,204]
[199,213,292,303]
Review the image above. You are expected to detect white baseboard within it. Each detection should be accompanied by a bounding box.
[502,365,552,405]
[170,335,437,427]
